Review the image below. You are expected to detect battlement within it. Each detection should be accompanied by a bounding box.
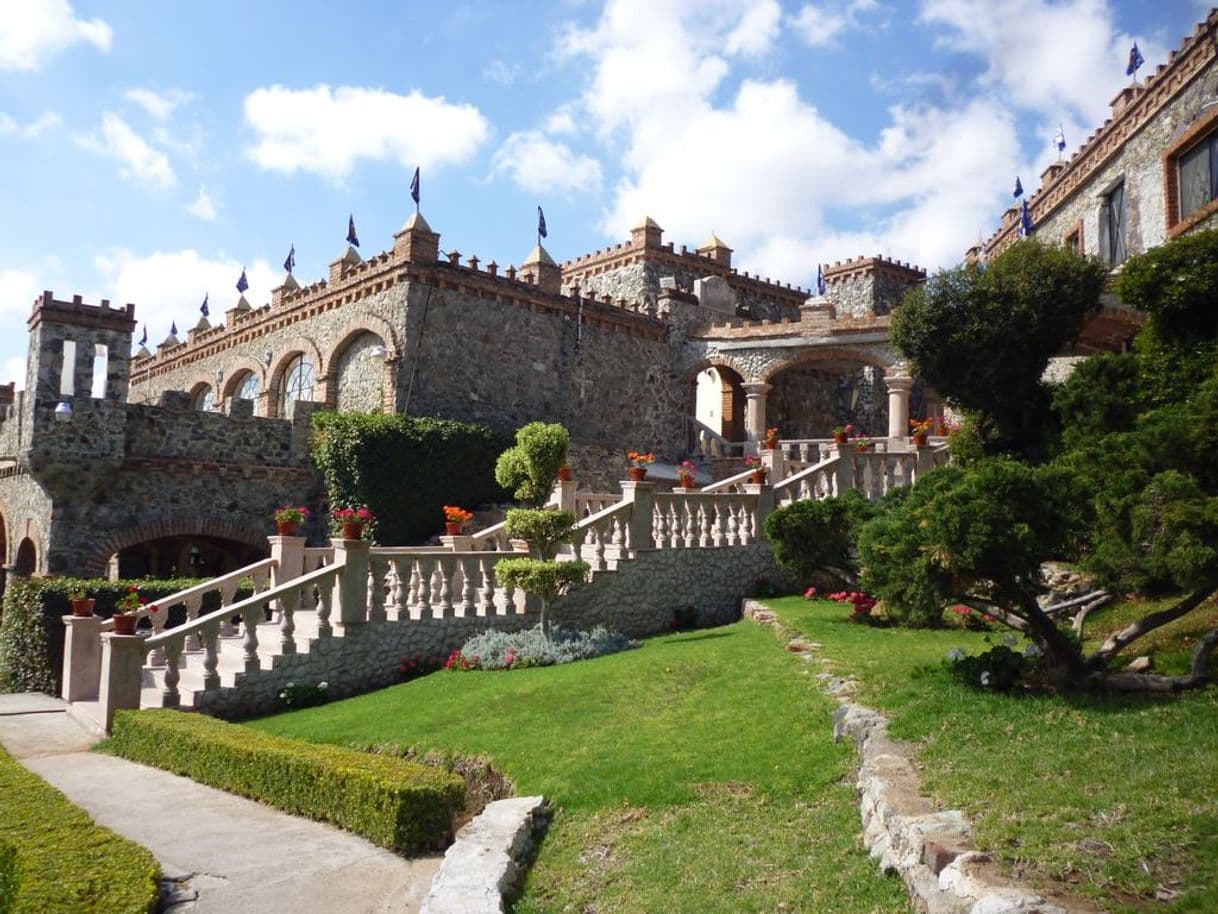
[28,291,137,334]
[823,255,926,284]
[983,8,1218,258]
[694,307,892,341]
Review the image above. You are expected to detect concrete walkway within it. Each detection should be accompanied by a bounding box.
[0,694,441,913]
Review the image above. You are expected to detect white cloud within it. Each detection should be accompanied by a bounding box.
[545,106,579,136]
[93,249,279,347]
[493,131,603,195]
[725,0,783,57]
[0,268,42,319]
[0,0,111,70]
[0,111,62,138]
[186,186,217,220]
[790,0,880,47]
[919,0,1169,125]
[243,84,490,181]
[79,113,176,187]
[3,357,27,390]
[483,59,519,85]
[125,87,196,120]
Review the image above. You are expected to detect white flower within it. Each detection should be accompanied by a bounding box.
[278,692,287,700]
[1003,634,1019,648]
[318,681,328,690]
[947,648,965,661]
[1024,644,1043,659]
[980,671,992,687]
[286,682,295,689]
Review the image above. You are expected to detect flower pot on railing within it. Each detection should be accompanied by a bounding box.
[833,432,848,445]
[628,467,648,482]
[557,466,574,482]
[445,521,462,536]
[678,473,695,489]
[276,520,300,537]
[69,598,95,617]
[341,521,364,540]
[912,432,928,448]
[749,470,767,485]
[112,614,138,636]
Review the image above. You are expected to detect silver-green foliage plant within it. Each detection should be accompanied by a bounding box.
[494,422,569,507]
[453,625,636,670]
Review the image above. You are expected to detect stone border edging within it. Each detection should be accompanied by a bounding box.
[743,600,1098,914]
[420,795,549,914]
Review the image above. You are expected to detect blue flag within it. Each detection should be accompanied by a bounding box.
[200,293,209,317]
[410,166,420,205]
[139,324,147,347]
[347,214,359,248]
[1019,200,1035,237]
[283,244,295,273]
[1127,42,1144,77]
[170,321,178,336]
[537,205,547,239]
[236,269,249,293]
[1013,176,1023,198]
[816,263,825,296]
[1054,124,1066,153]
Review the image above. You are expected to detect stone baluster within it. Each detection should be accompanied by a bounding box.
[436,557,454,618]
[459,557,476,616]
[184,594,204,652]
[417,559,433,618]
[391,561,409,619]
[279,586,299,653]
[726,503,740,546]
[697,503,711,548]
[317,583,333,639]
[219,579,239,637]
[147,607,168,667]
[201,619,221,691]
[162,639,183,708]
[368,557,387,623]
[240,604,260,674]
[479,557,496,615]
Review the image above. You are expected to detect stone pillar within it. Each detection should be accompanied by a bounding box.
[886,373,913,442]
[745,481,776,531]
[269,535,305,587]
[332,538,370,627]
[553,477,577,514]
[62,615,103,703]
[619,480,656,551]
[98,632,145,732]
[742,382,771,445]
[439,534,473,552]
[761,447,786,484]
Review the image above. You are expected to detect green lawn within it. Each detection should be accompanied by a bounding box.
[249,622,911,914]
[772,595,1218,914]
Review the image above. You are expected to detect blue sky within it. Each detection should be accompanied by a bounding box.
[0,0,1208,387]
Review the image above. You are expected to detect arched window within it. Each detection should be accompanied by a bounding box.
[233,371,260,402]
[279,354,315,414]
[192,384,216,412]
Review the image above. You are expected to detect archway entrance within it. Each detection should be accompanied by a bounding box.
[692,365,746,442]
[767,359,890,439]
[13,537,36,577]
[113,535,266,580]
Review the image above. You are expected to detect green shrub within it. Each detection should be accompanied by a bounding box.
[762,490,875,586]
[0,746,160,913]
[495,422,569,507]
[504,508,577,559]
[0,581,53,694]
[945,643,1031,692]
[0,839,17,914]
[110,710,465,853]
[312,411,509,544]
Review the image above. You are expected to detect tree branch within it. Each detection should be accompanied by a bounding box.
[1084,586,1216,671]
[1091,628,1217,693]
[1072,592,1113,638]
[1042,589,1109,616]
[950,594,1029,632]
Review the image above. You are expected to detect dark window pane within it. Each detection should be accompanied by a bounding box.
[1180,140,1210,220]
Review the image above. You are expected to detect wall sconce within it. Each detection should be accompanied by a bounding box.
[54,401,73,422]
[368,344,387,359]
[189,546,203,567]
[263,348,273,367]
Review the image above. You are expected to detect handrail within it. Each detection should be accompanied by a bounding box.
[142,562,340,651]
[772,454,841,495]
[145,557,276,610]
[574,496,633,532]
[701,466,756,493]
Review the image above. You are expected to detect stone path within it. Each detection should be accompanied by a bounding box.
[0,694,441,913]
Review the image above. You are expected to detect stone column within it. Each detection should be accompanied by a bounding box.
[62,614,103,703]
[619,480,656,552]
[269,535,305,587]
[439,534,473,551]
[553,477,578,514]
[332,538,370,627]
[98,632,145,732]
[761,447,786,484]
[886,372,913,442]
[742,381,771,446]
[745,481,776,531]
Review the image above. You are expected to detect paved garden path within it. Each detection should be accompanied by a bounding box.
[0,694,441,913]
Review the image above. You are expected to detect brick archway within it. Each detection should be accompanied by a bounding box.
[80,516,269,578]
[268,338,326,418]
[759,344,897,383]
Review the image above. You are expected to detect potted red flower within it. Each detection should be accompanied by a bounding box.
[333,505,376,540]
[68,588,94,617]
[273,505,310,537]
[762,426,780,450]
[443,505,474,536]
[832,424,853,445]
[112,586,157,635]
[909,417,933,448]
[678,459,697,490]
[744,456,767,484]
[627,450,655,482]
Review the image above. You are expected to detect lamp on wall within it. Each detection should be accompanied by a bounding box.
[54,401,73,422]
[263,348,273,367]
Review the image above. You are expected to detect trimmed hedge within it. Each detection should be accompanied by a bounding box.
[0,839,16,914]
[110,710,465,853]
[0,747,160,913]
[311,411,510,545]
[0,577,255,695]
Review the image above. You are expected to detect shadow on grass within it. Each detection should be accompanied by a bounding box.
[664,630,734,645]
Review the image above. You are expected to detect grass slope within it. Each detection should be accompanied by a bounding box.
[249,622,911,914]
[773,596,1218,914]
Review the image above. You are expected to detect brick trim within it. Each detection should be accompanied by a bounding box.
[81,516,270,578]
[1164,103,1218,238]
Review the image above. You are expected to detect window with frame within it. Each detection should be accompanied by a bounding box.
[279,354,315,414]
[193,384,216,412]
[233,370,260,402]
[1164,106,1218,237]
[1176,133,1218,222]
[1063,223,1083,257]
[1100,181,1127,266]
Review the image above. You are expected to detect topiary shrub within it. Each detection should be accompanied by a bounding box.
[494,422,569,507]
[110,710,465,854]
[312,411,509,544]
[495,557,589,638]
[763,489,875,587]
[0,581,53,695]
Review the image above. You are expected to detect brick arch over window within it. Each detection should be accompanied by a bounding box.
[220,357,268,402]
[80,516,269,578]
[186,375,217,410]
[760,344,897,383]
[326,316,401,369]
[680,354,752,386]
[325,318,401,412]
[267,338,325,418]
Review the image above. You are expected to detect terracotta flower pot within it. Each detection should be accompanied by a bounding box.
[749,470,766,484]
[557,466,574,482]
[912,432,928,448]
[276,520,300,537]
[445,521,462,536]
[628,466,647,482]
[341,521,364,540]
[678,474,695,490]
[833,433,848,445]
[70,598,95,618]
[112,614,138,636]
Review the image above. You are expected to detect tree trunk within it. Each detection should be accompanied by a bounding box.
[1085,586,1215,671]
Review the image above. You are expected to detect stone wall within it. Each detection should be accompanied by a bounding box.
[195,542,786,719]
[0,470,52,571]
[333,331,387,412]
[767,365,890,439]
